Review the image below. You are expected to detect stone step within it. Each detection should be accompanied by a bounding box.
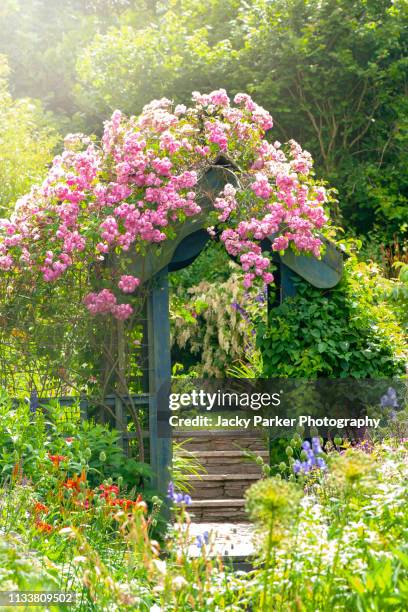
[178,449,268,474]
[189,474,260,500]
[178,450,269,457]
[175,430,268,452]
[189,499,247,522]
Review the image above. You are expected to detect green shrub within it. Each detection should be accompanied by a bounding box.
[171,272,266,376]
[257,257,406,378]
[0,56,59,214]
[0,392,151,492]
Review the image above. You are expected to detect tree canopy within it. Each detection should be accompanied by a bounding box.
[0,0,406,240]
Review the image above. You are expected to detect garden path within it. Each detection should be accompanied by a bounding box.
[176,429,268,522]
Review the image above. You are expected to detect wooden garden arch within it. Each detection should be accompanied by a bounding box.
[132,156,344,496]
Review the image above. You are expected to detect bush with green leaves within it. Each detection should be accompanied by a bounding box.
[0,392,152,492]
[257,257,406,378]
[75,0,408,241]
[0,56,58,214]
[387,262,408,330]
[171,271,266,376]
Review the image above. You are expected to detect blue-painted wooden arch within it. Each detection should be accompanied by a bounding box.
[140,156,344,497]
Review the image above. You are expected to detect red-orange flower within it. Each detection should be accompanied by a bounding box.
[99,483,119,499]
[109,494,147,513]
[63,471,86,492]
[34,502,49,514]
[117,498,135,510]
[48,453,68,467]
[35,520,53,533]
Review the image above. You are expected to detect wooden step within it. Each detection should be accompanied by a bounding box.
[174,431,267,522]
[189,499,247,522]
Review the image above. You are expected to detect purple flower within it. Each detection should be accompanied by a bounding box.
[196,531,209,548]
[231,301,251,322]
[167,481,193,506]
[306,449,315,461]
[380,387,398,409]
[29,390,39,414]
[312,437,322,454]
[167,481,175,500]
[255,291,266,303]
[316,457,327,469]
[293,460,301,474]
[292,439,328,475]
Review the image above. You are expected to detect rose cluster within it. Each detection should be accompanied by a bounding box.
[0,89,329,319]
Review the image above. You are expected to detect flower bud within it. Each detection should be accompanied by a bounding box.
[84,447,92,459]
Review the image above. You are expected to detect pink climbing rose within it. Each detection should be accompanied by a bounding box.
[0,88,331,318]
[118,275,140,293]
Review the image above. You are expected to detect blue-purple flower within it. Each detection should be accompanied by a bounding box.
[231,301,251,322]
[196,531,209,548]
[293,437,327,475]
[380,387,398,409]
[29,389,39,415]
[167,481,192,506]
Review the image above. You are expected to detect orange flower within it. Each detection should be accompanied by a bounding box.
[48,453,68,467]
[34,502,49,514]
[35,520,53,533]
[63,470,86,492]
[11,461,22,482]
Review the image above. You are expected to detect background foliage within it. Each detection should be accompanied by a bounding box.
[0,0,406,387]
[1,0,405,237]
[257,257,406,378]
[0,56,58,214]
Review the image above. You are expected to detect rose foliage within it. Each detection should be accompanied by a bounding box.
[0,90,330,320]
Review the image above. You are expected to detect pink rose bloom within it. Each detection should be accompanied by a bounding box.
[112,303,133,320]
[118,275,140,293]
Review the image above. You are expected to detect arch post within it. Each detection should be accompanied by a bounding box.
[147,267,172,499]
